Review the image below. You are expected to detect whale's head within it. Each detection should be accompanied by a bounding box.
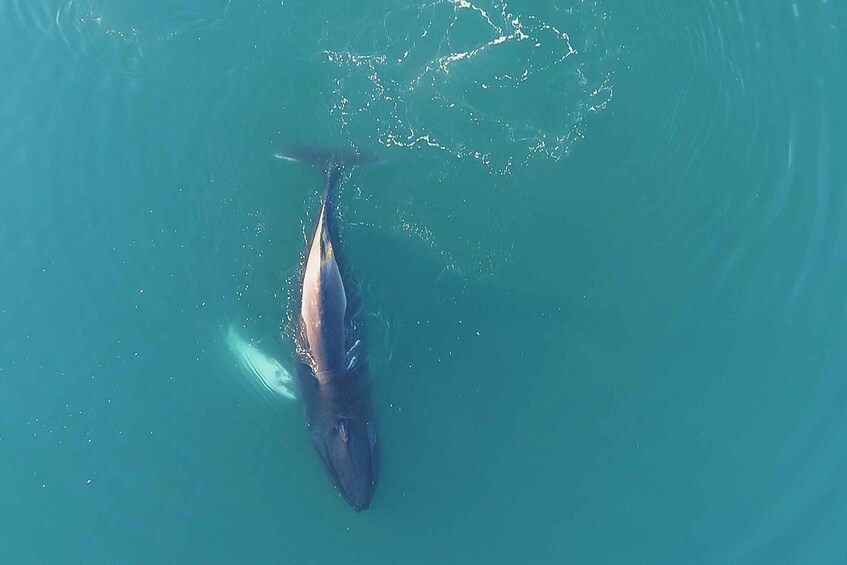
[311,417,377,511]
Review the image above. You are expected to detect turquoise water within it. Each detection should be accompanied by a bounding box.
[2,0,845,562]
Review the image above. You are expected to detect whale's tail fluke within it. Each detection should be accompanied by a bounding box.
[275,145,377,171]
[274,145,378,201]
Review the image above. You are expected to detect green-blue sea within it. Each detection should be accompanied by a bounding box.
[2,1,845,562]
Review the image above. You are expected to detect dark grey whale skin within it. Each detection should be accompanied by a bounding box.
[285,148,378,512]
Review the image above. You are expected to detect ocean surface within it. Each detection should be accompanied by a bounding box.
[1,0,845,562]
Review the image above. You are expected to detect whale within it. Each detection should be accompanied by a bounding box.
[278,147,378,512]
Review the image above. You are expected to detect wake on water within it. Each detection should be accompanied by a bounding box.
[52,0,616,174]
[322,0,618,173]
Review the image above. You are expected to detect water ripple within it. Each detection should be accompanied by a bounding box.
[624,2,845,560]
[317,0,619,172]
[630,0,842,324]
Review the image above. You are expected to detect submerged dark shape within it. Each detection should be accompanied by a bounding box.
[282,146,378,512]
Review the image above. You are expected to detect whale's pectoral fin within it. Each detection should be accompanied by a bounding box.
[227,322,297,401]
[346,339,362,370]
[270,366,298,400]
